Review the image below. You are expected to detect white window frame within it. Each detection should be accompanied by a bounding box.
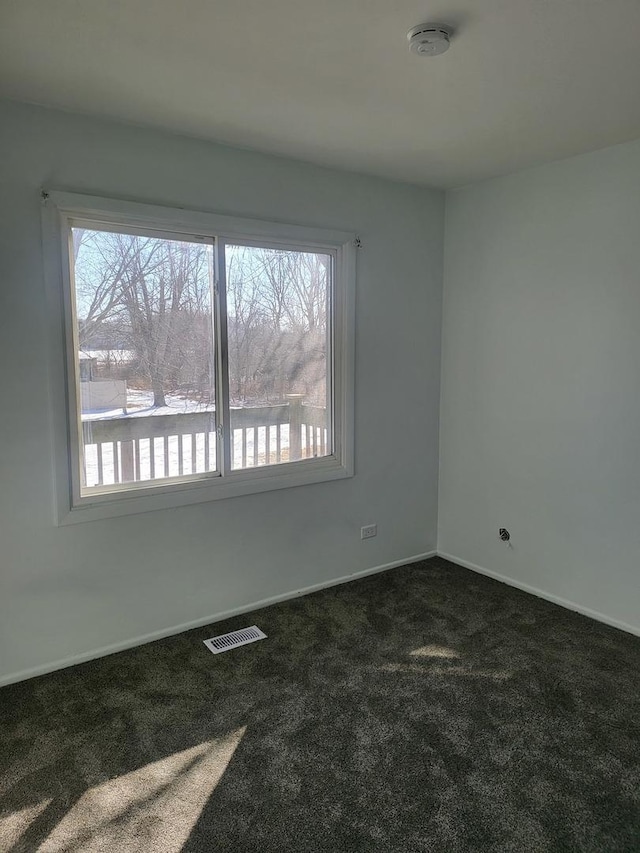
[42,191,355,525]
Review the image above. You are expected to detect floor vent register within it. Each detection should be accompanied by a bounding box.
[203,625,267,654]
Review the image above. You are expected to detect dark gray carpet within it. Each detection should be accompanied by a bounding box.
[1,557,639,852]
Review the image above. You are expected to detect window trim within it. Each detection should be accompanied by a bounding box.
[42,191,355,524]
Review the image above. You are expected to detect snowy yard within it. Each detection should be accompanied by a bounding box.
[81,388,214,421]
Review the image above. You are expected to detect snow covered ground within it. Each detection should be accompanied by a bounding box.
[81,388,214,421]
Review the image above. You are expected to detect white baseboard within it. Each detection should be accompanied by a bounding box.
[438,551,640,638]
[0,550,436,688]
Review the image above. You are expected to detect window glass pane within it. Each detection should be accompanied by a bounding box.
[71,226,216,493]
[225,244,332,469]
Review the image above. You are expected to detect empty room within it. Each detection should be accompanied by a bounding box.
[1,2,639,851]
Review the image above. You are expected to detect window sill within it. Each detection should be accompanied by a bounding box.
[57,456,353,525]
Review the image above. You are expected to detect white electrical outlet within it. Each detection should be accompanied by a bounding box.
[361,524,377,540]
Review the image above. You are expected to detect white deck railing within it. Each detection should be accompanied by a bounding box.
[81,399,328,487]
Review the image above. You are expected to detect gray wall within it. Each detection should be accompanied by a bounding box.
[439,138,640,634]
[0,101,444,684]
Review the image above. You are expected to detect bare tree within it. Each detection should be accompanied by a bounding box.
[225,245,328,405]
[74,229,213,407]
[74,230,329,410]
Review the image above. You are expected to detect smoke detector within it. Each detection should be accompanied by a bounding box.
[407,23,452,57]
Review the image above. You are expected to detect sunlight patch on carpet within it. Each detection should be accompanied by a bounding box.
[0,798,52,848]
[381,663,512,680]
[409,644,459,659]
[37,727,246,852]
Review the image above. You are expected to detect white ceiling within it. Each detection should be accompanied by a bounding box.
[2,0,640,188]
